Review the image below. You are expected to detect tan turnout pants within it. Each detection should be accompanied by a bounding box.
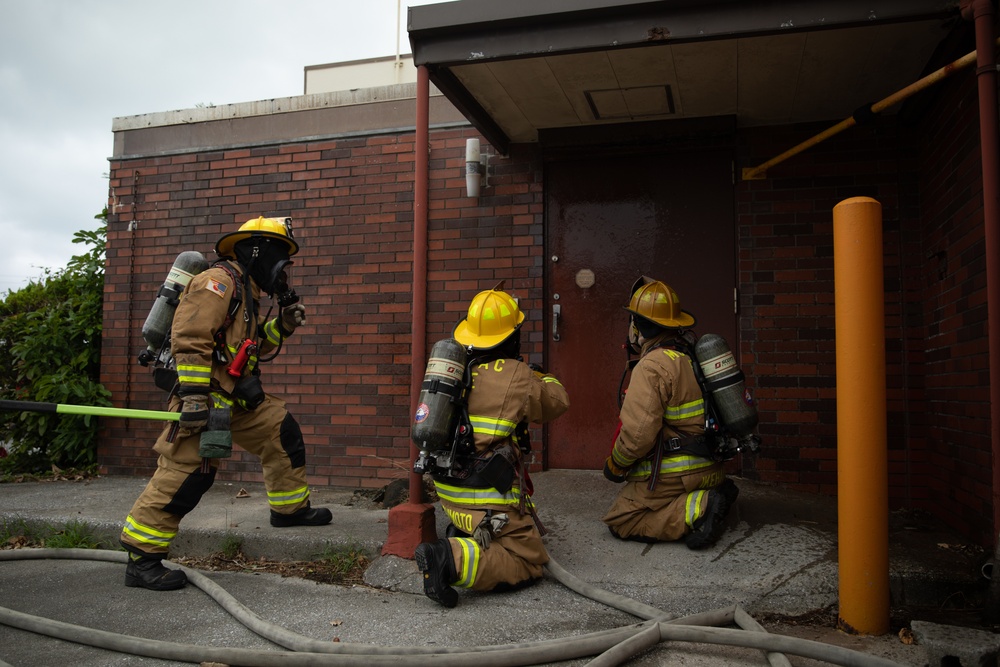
[602,463,725,542]
[120,393,311,557]
[444,508,548,591]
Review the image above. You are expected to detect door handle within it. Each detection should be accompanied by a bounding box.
[552,304,561,341]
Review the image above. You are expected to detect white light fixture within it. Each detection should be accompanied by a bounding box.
[465,138,487,198]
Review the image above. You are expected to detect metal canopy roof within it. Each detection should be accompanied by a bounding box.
[408,0,963,153]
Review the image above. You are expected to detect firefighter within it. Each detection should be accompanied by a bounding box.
[602,277,738,549]
[415,285,570,607]
[119,216,331,591]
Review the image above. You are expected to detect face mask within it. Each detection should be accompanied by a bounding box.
[627,317,642,354]
[235,240,291,295]
[272,266,299,307]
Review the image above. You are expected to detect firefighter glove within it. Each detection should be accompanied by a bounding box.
[603,456,628,483]
[179,394,209,433]
[280,303,306,333]
[473,512,509,550]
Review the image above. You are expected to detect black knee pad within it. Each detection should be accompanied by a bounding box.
[163,467,217,517]
[280,412,306,468]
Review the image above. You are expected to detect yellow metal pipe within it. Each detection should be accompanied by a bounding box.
[742,39,1000,181]
[833,197,890,635]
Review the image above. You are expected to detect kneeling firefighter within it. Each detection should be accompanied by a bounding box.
[602,277,739,549]
[414,284,570,607]
[119,216,332,592]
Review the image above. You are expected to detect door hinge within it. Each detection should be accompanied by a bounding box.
[734,287,738,315]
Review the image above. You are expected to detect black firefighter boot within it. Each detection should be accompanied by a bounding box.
[414,539,459,608]
[124,553,188,591]
[270,503,333,527]
[684,488,734,550]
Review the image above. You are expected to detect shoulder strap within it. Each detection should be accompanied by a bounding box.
[210,260,244,332]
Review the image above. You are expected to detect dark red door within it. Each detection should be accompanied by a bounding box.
[544,148,735,469]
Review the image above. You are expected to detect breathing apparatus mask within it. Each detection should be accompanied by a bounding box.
[630,315,664,347]
[233,238,297,305]
[489,328,522,362]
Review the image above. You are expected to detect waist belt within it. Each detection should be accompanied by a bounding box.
[647,432,715,490]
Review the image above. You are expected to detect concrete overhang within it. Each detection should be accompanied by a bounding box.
[408,0,963,153]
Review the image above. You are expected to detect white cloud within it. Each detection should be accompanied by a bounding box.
[0,0,442,294]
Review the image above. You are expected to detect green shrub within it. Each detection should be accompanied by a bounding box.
[0,211,110,473]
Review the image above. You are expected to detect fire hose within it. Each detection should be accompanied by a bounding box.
[0,548,906,667]
[0,399,903,665]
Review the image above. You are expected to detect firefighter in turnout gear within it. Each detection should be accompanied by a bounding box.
[119,216,331,591]
[414,285,570,607]
[602,278,738,549]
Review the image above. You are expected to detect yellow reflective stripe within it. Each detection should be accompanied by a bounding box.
[433,481,532,508]
[541,375,562,385]
[659,455,715,474]
[211,393,235,408]
[686,489,707,528]
[665,398,705,422]
[122,514,176,548]
[267,485,310,507]
[626,455,716,480]
[468,414,517,438]
[611,448,636,468]
[263,319,284,346]
[454,537,480,588]
[177,364,211,385]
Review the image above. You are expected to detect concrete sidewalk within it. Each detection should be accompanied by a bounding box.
[0,470,993,666]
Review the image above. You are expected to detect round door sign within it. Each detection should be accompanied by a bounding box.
[575,269,596,289]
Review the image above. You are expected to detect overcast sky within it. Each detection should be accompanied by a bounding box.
[0,0,441,295]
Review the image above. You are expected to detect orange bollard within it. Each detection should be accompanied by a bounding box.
[833,196,890,635]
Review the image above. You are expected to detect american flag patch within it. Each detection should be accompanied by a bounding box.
[205,279,228,298]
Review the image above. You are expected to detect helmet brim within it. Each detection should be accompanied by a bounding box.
[626,307,696,329]
[216,230,299,259]
[452,313,525,350]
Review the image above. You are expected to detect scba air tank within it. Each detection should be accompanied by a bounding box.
[694,333,758,438]
[412,338,468,450]
[139,251,209,361]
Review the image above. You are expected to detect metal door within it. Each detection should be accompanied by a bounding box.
[544,149,735,469]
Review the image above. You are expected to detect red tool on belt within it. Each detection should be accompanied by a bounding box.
[228,339,257,377]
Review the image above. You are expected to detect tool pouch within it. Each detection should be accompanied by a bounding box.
[465,446,517,494]
[232,374,265,411]
[198,403,232,459]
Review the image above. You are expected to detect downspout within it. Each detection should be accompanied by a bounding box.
[965,0,1000,623]
[410,65,430,505]
[381,65,434,559]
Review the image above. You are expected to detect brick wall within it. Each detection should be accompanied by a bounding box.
[100,128,544,491]
[735,65,992,544]
[913,69,993,543]
[736,120,925,497]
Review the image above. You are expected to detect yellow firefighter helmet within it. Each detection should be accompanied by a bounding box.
[626,279,695,328]
[453,284,525,350]
[215,216,299,259]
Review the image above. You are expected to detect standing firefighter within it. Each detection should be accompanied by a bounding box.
[602,277,739,549]
[120,216,331,591]
[414,284,570,607]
